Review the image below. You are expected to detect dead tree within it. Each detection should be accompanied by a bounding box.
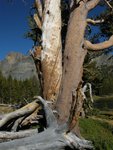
[0,97,93,150]
[0,0,113,149]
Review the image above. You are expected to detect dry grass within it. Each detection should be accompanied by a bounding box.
[0,106,14,114]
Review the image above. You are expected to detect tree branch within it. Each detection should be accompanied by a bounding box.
[33,13,42,30]
[104,0,113,9]
[87,18,104,25]
[0,129,37,141]
[35,0,43,18]
[0,100,39,129]
[36,96,58,128]
[84,35,113,51]
[87,0,100,10]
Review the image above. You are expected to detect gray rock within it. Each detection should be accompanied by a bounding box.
[0,52,37,80]
[92,53,113,67]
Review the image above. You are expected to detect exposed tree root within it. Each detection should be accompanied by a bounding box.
[0,129,37,142]
[0,100,40,131]
[0,96,93,150]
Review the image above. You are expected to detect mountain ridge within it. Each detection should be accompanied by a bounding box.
[0,52,37,80]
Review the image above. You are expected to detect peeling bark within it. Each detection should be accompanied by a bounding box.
[0,129,37,141]
[41,0,62,101]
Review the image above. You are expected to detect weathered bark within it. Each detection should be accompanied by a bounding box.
[87,0,100,11]
[34,13,42,30]
[41,0,62,101]
[21,107,41,127]
[1,0,111,149]
[56,1,88,126]
[35,0,43,18]
[11,117,25,132]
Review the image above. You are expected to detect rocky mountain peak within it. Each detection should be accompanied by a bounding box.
[0,52,37,80]
[5,52,23,64]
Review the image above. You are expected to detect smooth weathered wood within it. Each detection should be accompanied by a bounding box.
[0,130,93,150]
[11,117,25,132]
[21,107,41,127]
[34,13,42,30]
[35,0,43,18]
[0,101,39,129]
[0,97,93,150]
[36,96,58,128]
[41,0,62,101]
[0,129,37,141]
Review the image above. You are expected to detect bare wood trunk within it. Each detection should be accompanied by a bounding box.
[41,0,62,101]
[56,2,88,125]
[0,129,37,141]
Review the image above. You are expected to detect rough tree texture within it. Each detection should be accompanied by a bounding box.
[41,0,62,101]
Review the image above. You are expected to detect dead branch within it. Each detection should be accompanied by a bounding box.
[0,129,37,141]
[68,88,85,132]
[87,18,104,25]
[30,46,43,94]
[11,117,25,132]
[33,13,42,30]
[0,100,39,129]
[84,35,113,51]
[35,0,43,18]
[21,107,41,127]
[104,0,113,9]
[0,128,93,150]
[0,104,13,107]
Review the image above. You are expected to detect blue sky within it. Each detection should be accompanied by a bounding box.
[0,1,106,60]
[0,0,34,60]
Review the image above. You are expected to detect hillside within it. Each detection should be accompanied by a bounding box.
[0,52,37,80]
[91,53,113,68]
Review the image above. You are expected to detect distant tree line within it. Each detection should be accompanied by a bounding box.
[84,61,113,96]
[0,71,40,104]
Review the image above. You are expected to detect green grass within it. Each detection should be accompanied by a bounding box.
[79,118,113,150]
[91,95,113,120]
[93,95,113,111]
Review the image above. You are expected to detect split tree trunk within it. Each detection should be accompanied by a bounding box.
[56,1,88,126]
